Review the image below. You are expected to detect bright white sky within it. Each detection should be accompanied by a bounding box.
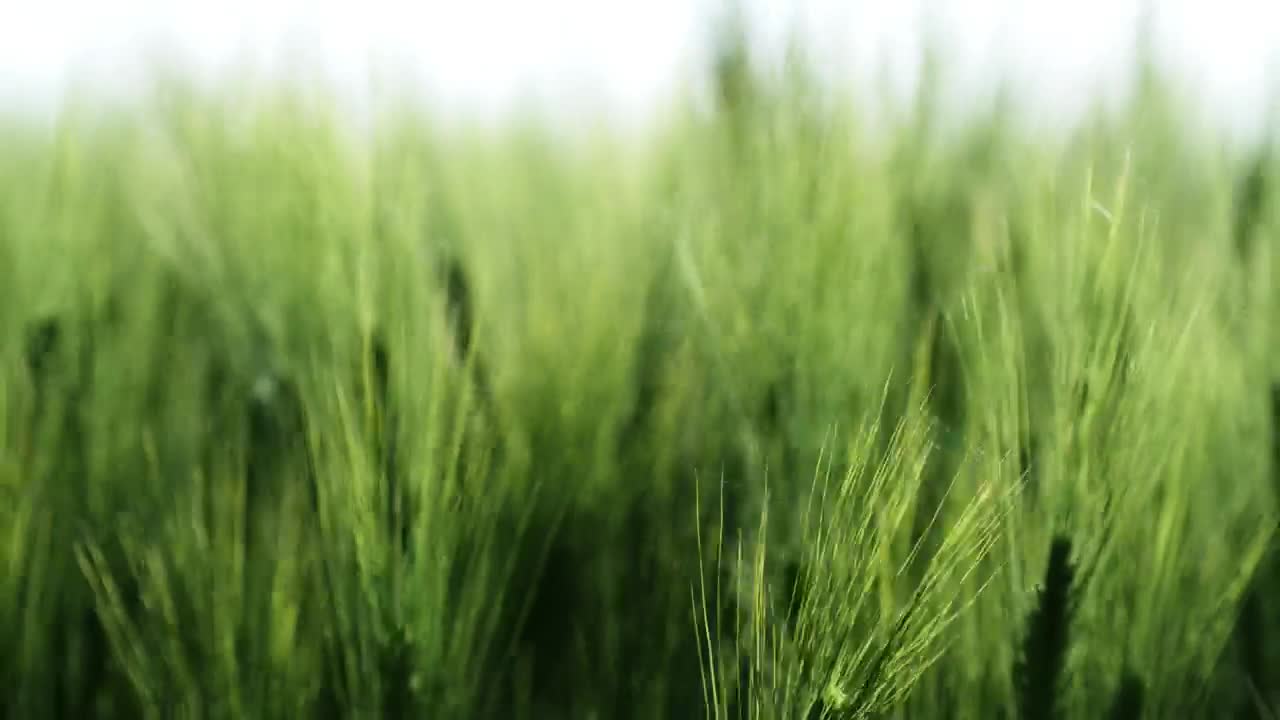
[1,0,1276,136]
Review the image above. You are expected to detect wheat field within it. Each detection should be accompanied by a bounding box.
[0,23,1277,720]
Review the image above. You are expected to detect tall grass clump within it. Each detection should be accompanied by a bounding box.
[697,401,1015,720]
[1014,535,1076,720]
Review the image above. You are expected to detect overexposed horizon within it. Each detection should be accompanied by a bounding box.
[1,0,1277,138]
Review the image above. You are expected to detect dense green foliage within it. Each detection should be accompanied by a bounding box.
[1,27,1277,720]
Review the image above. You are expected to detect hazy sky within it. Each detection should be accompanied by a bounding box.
[1,0,1276,135]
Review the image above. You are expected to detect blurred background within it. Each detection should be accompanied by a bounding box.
[3,0,1277,139]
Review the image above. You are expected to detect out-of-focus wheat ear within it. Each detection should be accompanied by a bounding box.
[23,313,92,485]
[372,334,393,471]
[759,375,801,507]
[761,378,783,434]
[618,281,665,458]
[927,310,964,435]
[1015,535,1076,720]
[379,624,417,718]
[906,209,934,314]
[245,369,310,514]
[437,252,495,420]
[23,316,61,378]
[367,331,409,551]
[1115,307,1135,390]
[781,557,805,630]
[511,526,590,716]
[23,317,65,428]
[1105,671,1145,720]
[1019,431,1041,496]
[729,654,753,720]
[709,0,754,150]
[440,255,473,361]
[1233,147,1269,263]
[370,332,391,415]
